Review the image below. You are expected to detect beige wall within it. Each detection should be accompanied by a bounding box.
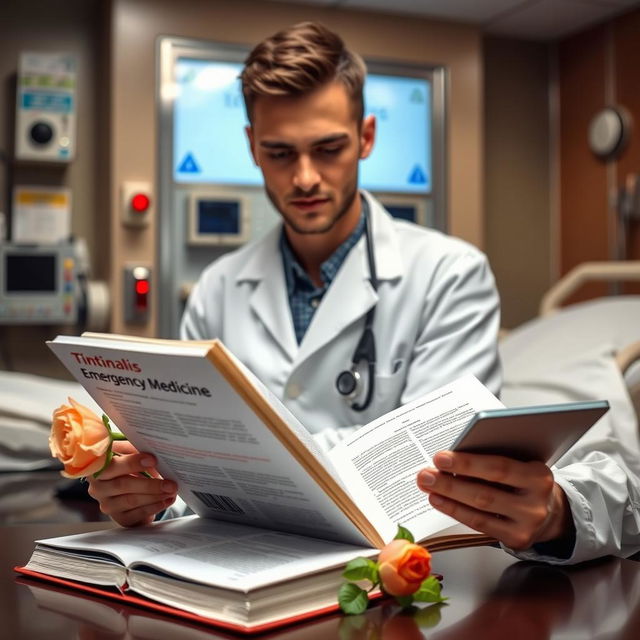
[109,0,485,334]
[483,37,552,328]
[0,0,107,377]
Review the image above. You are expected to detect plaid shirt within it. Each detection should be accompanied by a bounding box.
[280,210,366,344]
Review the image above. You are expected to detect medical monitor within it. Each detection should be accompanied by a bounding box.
[172,59,434,195]
[0,243,78,324]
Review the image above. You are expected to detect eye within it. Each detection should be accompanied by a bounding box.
[316,145,343,156]
[267,149,292,161]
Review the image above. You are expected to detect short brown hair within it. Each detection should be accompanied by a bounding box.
[241,22,366,123]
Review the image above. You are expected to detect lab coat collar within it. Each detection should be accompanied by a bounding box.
[360,190,404,282]
[233,191,406,363]
[236,225,298,360]
[295,193,405,363]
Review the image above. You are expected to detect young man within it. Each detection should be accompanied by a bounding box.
[88,22,639,563]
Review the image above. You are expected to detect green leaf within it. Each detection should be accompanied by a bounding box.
[394,525,415,543]
[342,557,379,583]
[413,576,448,603]
[338,582,370,615]
[393,595,415,609]
[413,602,446,628]
[102,414,111,432]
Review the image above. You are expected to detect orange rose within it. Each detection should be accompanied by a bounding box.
[378,539,432,597]
[49,397,111,478]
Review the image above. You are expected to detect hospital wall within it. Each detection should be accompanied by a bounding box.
[0,0,637,375]
[0,0,109,377]
[558,11,640,301]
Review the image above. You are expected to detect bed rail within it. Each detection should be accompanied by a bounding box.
[540,261,640,316]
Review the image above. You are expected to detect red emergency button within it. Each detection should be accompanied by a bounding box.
[131,193,151,213]
[135,279,150,295]
[135,280,149,309]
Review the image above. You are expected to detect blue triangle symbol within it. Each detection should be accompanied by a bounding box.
[178,152,201,173]
[408,164,427,184]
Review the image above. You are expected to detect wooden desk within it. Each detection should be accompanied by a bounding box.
[3,522,640,639]
[0,471,106,524]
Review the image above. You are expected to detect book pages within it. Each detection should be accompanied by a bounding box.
[330,375,504,543]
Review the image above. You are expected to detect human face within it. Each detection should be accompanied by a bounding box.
[247,82,375,241]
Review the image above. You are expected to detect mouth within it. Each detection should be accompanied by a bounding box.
[289,197,330,211]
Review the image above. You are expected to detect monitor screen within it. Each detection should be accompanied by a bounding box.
[5,254,56,292]
[197,199,241,235]
[173,59,431,194]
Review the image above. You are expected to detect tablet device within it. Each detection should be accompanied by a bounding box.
[450,400,609,466]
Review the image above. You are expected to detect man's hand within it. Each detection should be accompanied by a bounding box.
[417,451,574,551]
[86,441,178,527]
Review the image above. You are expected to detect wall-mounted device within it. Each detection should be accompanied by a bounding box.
[123,266,151,324]
[588,106,632,162]
[187,190,250,246]
[121,181,153,228]
[0,243,78,324]
[15,52,77,163]
[379,195,428,226]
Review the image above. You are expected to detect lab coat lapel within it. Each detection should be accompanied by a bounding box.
[295,192,404,365]
[296,240,377,365]
[236,226,298,361]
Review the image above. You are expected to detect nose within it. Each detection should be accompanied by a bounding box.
[292,154,320,192]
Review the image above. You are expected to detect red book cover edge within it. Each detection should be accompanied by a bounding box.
[14,565,382,634]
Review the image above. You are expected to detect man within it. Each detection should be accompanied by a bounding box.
[88,22,637,563]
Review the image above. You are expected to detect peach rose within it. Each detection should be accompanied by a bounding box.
[378,539,432,597]
[49,398,111,478]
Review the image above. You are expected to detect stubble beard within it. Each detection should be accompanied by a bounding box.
[265,178,360,236]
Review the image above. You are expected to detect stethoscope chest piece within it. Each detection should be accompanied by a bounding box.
[336,368,361,398]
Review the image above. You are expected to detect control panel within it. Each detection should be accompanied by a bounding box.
[0,243,78,324]
[15,52,77,163]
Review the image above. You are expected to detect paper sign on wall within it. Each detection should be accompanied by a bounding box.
[12,186,71,243]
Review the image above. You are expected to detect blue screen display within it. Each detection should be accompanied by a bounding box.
[197,200,241,234]
[173,59,431,194]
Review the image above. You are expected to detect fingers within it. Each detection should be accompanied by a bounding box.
[111,440,139,455]
[431,451,549,491]
[86,451,178,527]
[416,451,562,550]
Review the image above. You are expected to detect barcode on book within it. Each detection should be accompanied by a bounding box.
[193,491,245,514]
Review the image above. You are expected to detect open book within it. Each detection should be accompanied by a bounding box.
[19,332,508,631]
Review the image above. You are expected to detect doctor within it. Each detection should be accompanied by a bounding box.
[88,21,574,555]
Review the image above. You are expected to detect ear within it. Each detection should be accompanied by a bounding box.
[359,114,376,160]
[245,125,259,165]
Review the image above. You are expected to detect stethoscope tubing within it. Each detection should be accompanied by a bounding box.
[335,202,378,412]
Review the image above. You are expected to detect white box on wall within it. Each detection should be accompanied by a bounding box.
[15,52,77,163]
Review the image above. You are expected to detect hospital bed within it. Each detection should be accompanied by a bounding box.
[1,262,639,475]
[500,261,640,419]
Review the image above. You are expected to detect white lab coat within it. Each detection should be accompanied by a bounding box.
[180,191,502,448]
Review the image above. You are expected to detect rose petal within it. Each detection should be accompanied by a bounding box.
[50,397,112,478]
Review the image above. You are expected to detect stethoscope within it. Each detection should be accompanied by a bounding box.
[335,204,378,412]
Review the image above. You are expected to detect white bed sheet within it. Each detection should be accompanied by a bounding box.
[0,370,101,472]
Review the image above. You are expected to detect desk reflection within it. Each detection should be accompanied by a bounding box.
[15,551,640,640]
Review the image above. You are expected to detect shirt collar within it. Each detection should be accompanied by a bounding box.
[280,201,367,296]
